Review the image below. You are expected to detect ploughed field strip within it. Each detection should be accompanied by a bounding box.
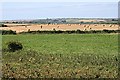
[0,24,118,33]
[2,34,118,78]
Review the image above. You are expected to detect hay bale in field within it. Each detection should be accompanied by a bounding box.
[103,25,105,26]
[25,25,27,28]
[28,29,30,32]
[84,28,87,31]
[53,28,56,31]
[94,25,97,26]
[109,25,112,27]
[68,24,71,26]
[41,26,42,28]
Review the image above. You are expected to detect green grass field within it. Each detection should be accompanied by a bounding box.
[2,34,118,78]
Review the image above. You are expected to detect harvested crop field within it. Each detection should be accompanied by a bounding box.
[0,24,118,33]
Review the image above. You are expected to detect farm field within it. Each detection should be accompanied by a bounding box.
[2,34,118,78]
[0,24,118,33]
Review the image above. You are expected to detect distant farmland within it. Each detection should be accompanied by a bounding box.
[0,23,118,33]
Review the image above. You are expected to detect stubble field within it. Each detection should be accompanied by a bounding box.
[0,24,118,33]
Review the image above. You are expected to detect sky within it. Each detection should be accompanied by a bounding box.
[1,1,119,20]
[1,0,119,2]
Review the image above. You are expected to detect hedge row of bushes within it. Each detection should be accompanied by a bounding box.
[1,29,120,35]
[20,29,120,34]
[0,24,8,27]
[2,30,16,35]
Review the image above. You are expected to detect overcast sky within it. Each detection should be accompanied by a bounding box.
[1,1,118,20]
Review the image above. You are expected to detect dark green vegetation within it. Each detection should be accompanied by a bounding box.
[2,34,118,78]
[0,24,7,27]
[2,30,16,35]
[20,29,120,34]
[7,41,23,52]
[1,30,120,35]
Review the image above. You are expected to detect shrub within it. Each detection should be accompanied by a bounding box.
[1,24,7,27]
[7,41,23,52]
[76,29,81,33]
[2,30,16,35]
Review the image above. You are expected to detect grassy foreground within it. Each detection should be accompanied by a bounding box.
[2,34,118,78]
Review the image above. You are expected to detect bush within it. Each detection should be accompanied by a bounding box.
[2,30,16,35]
[1,24,7,27]
[7,41,23,52]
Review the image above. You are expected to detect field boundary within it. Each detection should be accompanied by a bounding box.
[1,30,120,35]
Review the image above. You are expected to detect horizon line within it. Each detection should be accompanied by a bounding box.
[1,17,118,21]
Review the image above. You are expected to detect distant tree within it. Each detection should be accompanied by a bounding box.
[48,22,51,25]
[1,24,7,27]
[81,21,84,24]
[62,20,66,23]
